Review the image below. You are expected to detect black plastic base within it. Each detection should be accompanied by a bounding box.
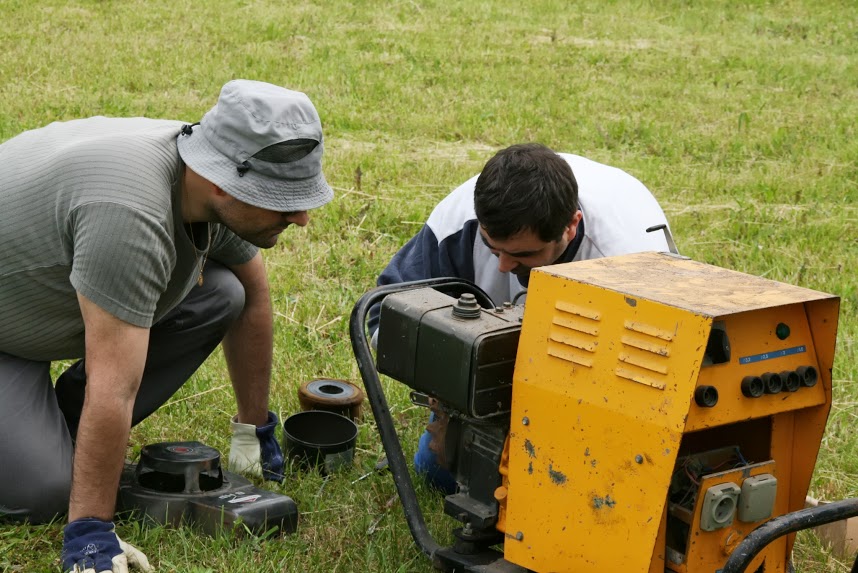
[433,546,528,573]
[117,443,298,536]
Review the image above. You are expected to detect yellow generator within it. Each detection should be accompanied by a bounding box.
[350,251,858,573]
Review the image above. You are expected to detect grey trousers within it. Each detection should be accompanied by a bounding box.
[0,262,245,523]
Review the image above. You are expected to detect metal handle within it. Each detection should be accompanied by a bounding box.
[349,278,494,559]
[646,223,681,256]
[721,497,858,573]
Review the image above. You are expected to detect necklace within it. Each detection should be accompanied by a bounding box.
[188,222,212,286]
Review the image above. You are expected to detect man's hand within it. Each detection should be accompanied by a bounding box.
[426,398,450,469]
[229,411,285,482]
[62,518,152,573]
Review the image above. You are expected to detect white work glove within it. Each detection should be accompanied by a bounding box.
[62,518,152,573]
[229,411,284,482]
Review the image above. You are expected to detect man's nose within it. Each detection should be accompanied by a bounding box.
[284,211,310,227]
[496,252,517,273]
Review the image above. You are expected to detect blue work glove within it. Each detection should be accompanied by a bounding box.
[229,411,285,482]
[62,518,152,573]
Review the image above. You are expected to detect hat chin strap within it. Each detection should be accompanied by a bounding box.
[180,122,200,136]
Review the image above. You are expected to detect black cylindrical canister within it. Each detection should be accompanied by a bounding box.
[283,410,358,474]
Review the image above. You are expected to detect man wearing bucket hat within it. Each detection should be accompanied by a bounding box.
[0,79,333,572]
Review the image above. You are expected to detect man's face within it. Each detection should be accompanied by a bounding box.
[479,212,582,278]
[214,194,310,248]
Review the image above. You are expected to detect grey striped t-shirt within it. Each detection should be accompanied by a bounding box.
[0,117,257,362]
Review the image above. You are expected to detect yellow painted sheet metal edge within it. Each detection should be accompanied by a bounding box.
[504,266,712,572]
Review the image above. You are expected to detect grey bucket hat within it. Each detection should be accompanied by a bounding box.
[177,80,334,212]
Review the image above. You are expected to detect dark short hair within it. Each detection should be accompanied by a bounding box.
[473,143,578,242]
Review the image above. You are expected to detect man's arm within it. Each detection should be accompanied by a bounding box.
[223,252,272,427]
[367,222,479,337]
[69,292,149,522]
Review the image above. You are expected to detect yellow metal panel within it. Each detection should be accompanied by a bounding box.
[495,253,838,572]
[678,461,784,573]
[770,412,799,557]
[686,305,826,431]
[649,504,669,573]
[504,268,711,572]
[539,252,835,318]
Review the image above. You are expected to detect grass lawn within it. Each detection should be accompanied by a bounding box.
[1,0,856,571]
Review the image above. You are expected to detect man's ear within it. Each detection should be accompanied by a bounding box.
[564,210,584,241]
[211,184,228,198]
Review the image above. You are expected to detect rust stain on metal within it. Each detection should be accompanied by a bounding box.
[548,463,567,485]
[524,439,536,458]
[592,495,617,509]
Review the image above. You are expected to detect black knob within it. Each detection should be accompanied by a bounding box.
[762,372,783,394]
[741,376,764,398]
[780,371,801,392]
[694,385,719,408]
[452,293,481,319]
[796,365,818,387]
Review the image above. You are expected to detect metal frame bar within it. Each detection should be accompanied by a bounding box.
[349,278,494,559]
[722,497,858,573]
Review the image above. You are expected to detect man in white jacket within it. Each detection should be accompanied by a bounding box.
[371,142,671,492]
